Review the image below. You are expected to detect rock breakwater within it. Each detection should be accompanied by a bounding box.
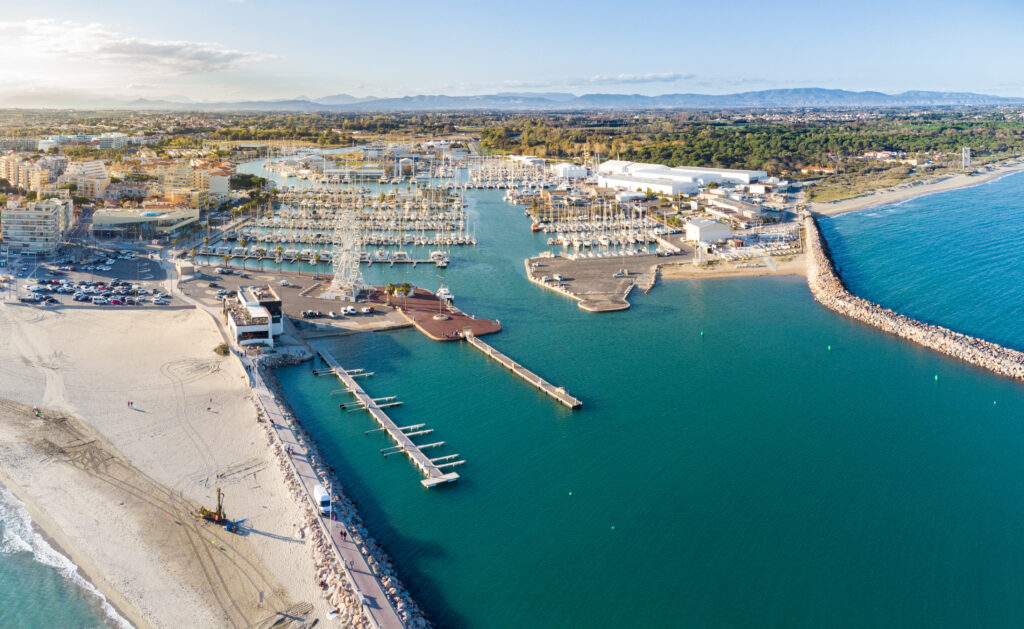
[805,215,1024,381]
[254,354,430,628]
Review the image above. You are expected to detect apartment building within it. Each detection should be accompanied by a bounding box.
[1,198,74,253]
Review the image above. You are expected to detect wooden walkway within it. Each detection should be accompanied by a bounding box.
[317,349,460,488]
[464,333,582,409]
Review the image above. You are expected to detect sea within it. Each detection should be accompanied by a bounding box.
[4,161,1024,628]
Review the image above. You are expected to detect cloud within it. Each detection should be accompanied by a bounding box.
[430,72,697,95]
[0,19,271,77]
[583,72,696,85]
[95,38,269,74]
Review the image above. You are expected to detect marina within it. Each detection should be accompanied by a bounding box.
[315,348,462,488]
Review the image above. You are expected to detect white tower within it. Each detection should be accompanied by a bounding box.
[962,146,972,170]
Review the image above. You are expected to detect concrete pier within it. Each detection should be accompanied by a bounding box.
[317,348,461,487]
[464,333,582,409]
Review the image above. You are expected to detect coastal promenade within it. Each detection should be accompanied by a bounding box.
[316,348,461,487]
[162,255,418,628]
[251,365,410,629]
[805,215,1024,381]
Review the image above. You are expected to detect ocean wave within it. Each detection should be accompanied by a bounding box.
[0,486,135,629]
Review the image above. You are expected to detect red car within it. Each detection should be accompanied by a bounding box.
[109,298,124,305]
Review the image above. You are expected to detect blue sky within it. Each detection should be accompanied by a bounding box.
[1,0,1023,104]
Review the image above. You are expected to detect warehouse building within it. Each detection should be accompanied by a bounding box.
[598,160,767,195]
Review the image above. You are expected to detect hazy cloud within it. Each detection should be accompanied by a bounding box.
[0,19,271,76]
[583,72,696,85]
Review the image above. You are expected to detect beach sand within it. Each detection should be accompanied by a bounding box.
[0,303,331,628]
[809,158,1024,216]
[660,254,807,279]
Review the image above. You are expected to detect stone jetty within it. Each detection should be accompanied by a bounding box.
[805,215,1024,381]
[253,354,431,628]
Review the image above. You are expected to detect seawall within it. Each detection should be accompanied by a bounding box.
[253,354,431,628]
[804,215,1024,381]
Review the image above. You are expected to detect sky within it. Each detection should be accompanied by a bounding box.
[1,0,1023,105]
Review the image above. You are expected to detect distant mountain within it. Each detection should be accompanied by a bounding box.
[7,88,1022,111]
[314,93,376,105]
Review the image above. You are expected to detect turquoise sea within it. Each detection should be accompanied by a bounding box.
[0,487,130,629]
[820,170,1024,351]
[272,176,1024,627]
[6,161,1024,628]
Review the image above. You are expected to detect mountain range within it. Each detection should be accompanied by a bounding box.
[4,88,1023,111]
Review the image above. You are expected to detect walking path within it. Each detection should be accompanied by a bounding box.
[251,372,406,629]
[161,252,409,629]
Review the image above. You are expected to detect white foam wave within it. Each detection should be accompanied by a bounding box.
[0,486,135,629]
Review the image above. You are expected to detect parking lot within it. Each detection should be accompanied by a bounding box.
[179,264,406,331]
[4,246,175,308]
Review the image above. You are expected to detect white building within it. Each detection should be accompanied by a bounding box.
[1,197,74,254]
[685,217,731,243]
[60,160,110,198]
[96,133,129,149]
[598,160,767,195]
[225,286,284,347]
[209,171,231,199]
[549,162,588,179]
[509,155,545,168]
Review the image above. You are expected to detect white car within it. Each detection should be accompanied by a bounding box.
[280,279,290,286]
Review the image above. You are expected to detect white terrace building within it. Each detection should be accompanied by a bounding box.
[225,286,284,347]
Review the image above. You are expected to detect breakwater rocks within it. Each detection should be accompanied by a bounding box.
[804,216,1024,381]
[254,355,431,628]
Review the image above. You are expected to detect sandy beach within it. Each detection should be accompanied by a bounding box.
[0,303,331,628]
[660,254,807,279]
[809,157,1024,216]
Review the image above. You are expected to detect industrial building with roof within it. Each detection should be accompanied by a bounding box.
[685,217,732,243]
[597,160,768,195]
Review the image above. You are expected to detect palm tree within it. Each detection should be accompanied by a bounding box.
[189,248,196,259]
[398,282,412,308]
[312,252,321,277]
[384,282,396,306]
[274,244,283,260]
[222,254,231,271]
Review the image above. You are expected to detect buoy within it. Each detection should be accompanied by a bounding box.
[699,331,704,337]
[827,345,832,352]
[610,525,615,530]
[934,374,939,382]
[994,401,998,405]
[568,491,572,496]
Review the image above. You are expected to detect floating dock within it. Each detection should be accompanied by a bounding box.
[316,348,461,488]
[464,332,582,409]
